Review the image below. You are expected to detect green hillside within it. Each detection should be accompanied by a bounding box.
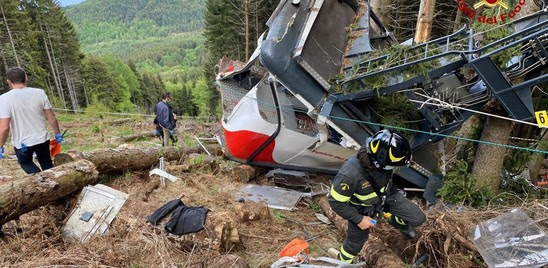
[65,0,206,76]
[64,0,209,116]
[65,0,205,46]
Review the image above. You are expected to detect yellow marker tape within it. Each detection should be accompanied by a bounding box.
[535,110,548,128]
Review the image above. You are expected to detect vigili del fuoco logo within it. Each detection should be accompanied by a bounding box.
[458,0,528,24]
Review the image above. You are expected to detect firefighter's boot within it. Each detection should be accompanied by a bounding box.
[389,216,420,241]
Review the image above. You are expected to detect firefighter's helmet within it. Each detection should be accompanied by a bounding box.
[366,130,411,170]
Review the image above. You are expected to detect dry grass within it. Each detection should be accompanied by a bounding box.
[372,199,548,267]
[1,115,547,268]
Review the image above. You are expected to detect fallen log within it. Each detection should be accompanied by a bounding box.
[0,160,99,226]
[314,195,405,267]
[74,144,223,174]
[188,153,220,173]
[117,132,156,143]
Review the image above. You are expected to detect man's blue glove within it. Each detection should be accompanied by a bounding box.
[170,129,175,136]
[153,129,159,136]
[55,133,64,144]
[0,146,5,159]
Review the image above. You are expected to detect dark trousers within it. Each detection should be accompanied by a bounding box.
[342,192,426,258]
[14,140,53,174]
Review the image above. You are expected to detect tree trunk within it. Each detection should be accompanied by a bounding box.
[314,195,405,267]
[414,0,436,44]
[1,6,20,67]
[47,26,67,109]
[528,129,547,184]
[371,0,392,29]
[471,116,513,193]
[63,62,78,111]
[244,0,250,61]
[0,160,99,226]
[453,8,463,32]
[117,131,156,143]
[74,144,223,174]
[42,26,62,100]
[471,0,539,192]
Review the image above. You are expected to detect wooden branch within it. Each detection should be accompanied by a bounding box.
[117,131,156,143]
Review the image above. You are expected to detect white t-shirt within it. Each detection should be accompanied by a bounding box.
[0,87,52,149]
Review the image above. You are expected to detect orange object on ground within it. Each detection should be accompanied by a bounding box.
[278,238,310,258]
[50,139,61,158]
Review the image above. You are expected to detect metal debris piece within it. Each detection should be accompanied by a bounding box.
[303,183,330,198]
[314,213,331,225]
[62,184,129,242]
[149,168,178,183]
[194,136,212,156]
[234,185,304,211]
[471,208,548,268]
[266,169,308,179]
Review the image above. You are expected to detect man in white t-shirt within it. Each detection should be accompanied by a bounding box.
[0,67,63,174]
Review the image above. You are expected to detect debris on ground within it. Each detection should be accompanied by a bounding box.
[62,184,129,242]
[471,208,548,268]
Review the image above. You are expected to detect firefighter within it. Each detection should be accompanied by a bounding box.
[328,129,426,264]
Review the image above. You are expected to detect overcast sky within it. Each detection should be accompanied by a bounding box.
[58,0,86,7]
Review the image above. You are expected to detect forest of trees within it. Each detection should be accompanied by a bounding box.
[0,0,207,116]
[65,0,205,46]
[0,0,83,110]
[63,0,212,116]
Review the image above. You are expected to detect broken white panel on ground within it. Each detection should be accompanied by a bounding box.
[149,168,178,182]
[471,208,548,268]
[234,185,304,211]
[62,184,129,242]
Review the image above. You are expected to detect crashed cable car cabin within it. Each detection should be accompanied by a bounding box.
[216,0,548,191]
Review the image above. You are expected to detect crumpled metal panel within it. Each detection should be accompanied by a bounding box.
[62,184,129,242]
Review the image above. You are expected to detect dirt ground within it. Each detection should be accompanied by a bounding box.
[0,114,546,267]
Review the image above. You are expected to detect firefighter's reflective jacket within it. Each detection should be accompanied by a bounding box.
[328,156,392,224]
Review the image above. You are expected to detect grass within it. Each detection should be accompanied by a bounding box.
[310,202,321,214]
[118,127,133,137]
[272,210,286,223]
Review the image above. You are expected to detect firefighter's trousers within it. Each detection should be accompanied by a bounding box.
[340,192,426,262]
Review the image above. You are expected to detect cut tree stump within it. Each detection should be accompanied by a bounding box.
[314,195,405,267]
[234,202,270,222]
[232,164,262,183]
[169,211,241,254]
[74,144,223,174]
[0,160,99,226]
[117,132,156,143]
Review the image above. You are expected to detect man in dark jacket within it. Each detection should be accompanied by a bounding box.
[156,93,179,147]
[328,130,426,264]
